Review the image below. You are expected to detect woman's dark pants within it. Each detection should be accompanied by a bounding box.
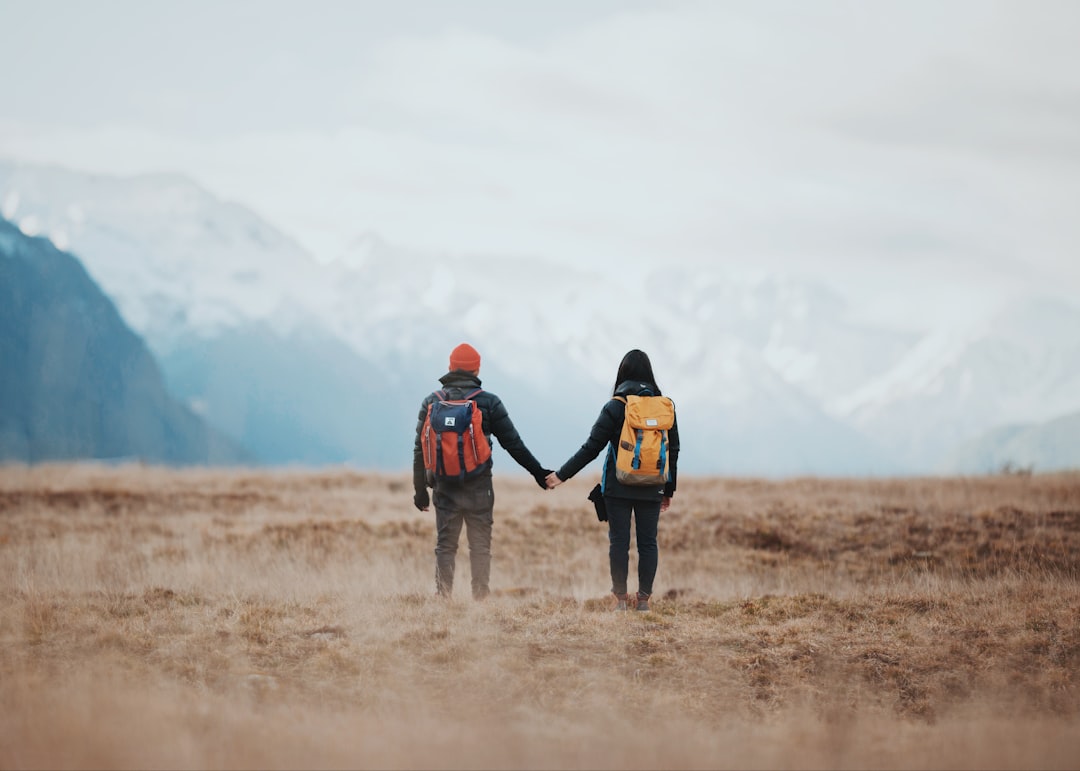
[605,496,661,596]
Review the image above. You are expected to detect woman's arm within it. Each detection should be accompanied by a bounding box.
[548,400,622,487]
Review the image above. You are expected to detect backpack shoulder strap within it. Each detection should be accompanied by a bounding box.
[464,388,483,400]
[612,395,627,404]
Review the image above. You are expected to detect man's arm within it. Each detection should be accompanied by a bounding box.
[485,395,550,486]
[555,401,621,482]
[413,398,432,510]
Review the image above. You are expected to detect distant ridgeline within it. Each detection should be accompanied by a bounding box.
[4,160,1080,475]
[0,218,248,465]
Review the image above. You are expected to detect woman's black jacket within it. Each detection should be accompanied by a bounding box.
[556,379,679,500]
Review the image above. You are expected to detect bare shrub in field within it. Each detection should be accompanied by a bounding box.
[1,464,1079,769]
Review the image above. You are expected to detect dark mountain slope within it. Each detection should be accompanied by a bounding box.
[0,218,248,464]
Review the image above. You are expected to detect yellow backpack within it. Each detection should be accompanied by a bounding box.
[612,394,675,486]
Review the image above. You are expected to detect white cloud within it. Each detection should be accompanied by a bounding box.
[2,0,1079,325]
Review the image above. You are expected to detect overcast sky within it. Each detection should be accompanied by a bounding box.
[2,0,1078,327]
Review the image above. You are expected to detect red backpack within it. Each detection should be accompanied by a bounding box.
[421,389,493,481]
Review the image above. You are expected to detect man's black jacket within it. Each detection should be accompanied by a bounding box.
[413,370,547,508]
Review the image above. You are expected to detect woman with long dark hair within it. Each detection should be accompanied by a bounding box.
[547,349,680,611]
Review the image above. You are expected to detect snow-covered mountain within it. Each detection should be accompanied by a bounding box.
[944,410,1080,474]
[325,238,906,474]
[0,163,327,352]
[661,269,920,406]
[831,298,1080,467]
[4,159,1079,474]
[0,217,247,464]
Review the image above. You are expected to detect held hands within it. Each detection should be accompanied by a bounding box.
[545,472,564,490]
[534,469,555,490]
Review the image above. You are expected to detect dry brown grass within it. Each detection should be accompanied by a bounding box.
[1,464,1078,769]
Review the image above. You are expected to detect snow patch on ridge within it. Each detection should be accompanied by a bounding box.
[1,190,18,219]
[828,324,985,419]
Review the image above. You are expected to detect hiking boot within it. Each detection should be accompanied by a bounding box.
[635,592,651,612]
[613,592,630,611]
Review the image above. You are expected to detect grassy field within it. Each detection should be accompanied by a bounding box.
[1,464,1078,769]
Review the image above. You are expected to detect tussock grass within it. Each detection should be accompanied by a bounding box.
[1,464,1078,769]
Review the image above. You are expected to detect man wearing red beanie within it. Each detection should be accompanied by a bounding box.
[413,343,552,600]
[448,342,481,372]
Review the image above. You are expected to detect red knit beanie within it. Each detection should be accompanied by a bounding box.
[449,343,481,372]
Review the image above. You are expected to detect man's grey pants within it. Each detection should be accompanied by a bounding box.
[433,476,495,599]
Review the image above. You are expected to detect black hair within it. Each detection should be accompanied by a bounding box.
[612,349,661,396]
